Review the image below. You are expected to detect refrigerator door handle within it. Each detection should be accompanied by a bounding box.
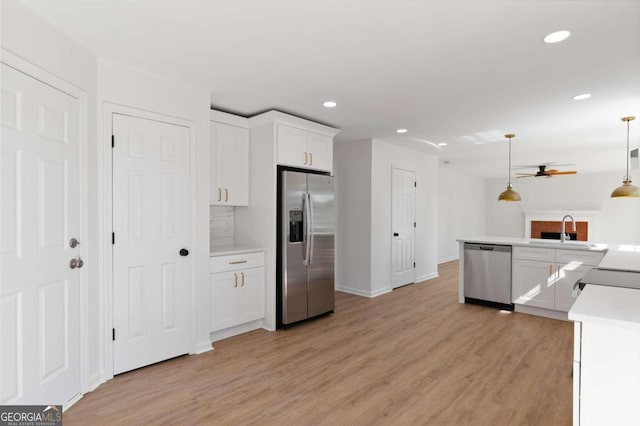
[302,193,310,265]
[308,193,314,265]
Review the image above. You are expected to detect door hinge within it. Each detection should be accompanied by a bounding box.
[413,262,416,268]
[112,328,115,341]
[414,222,416,228]
[112,232,115,245]
[111,134,115,148]
[414,181,417,187]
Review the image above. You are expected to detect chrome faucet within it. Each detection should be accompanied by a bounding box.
[561,215,576,242]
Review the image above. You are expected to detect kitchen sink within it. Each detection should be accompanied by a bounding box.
[526,239,598,249]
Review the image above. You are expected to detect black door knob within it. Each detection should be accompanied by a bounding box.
[393,233,399,237]
[179,248,189,256]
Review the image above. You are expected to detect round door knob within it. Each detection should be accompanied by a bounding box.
[179,248,189,257]
[69,258,78,269]
[77,258,84,268]
[69,238,80,248]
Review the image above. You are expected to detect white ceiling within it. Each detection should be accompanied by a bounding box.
[21,0,640,178]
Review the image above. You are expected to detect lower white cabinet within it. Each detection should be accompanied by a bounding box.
[210,251,265,332]
[512,246,605,312]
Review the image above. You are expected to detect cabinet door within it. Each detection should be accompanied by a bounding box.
[211,122,249,205]
[237,267,265,325]
[277,124,307,168]
[555,264,593,312]
[306,132,333,173]
[513,259,555,309]
[210,271,239,331]
[219,124,249,205]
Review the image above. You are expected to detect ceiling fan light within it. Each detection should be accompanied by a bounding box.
[498,184,522,202]
[611,179,640,198]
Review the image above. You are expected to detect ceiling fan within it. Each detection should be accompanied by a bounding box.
[516,165,577,178]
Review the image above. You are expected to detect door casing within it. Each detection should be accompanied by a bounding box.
[101,103,197,380]
[1,48,90,407]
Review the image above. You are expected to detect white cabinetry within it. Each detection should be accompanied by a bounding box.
[210,251,265,332]
[276,124,333,172]
[513,246,604,312]
[210,111,249,206]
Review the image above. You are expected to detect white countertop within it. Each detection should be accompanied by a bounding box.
[569,284,640,329]
[210,245,265,257]
[457,236,608,252]
[598,244,640,272]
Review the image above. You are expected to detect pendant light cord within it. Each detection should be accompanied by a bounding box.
[508,136,512,185]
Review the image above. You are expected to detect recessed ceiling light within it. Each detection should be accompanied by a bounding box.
[572,93,591,100]
[544,30,571,44]
[323,101,337,108]
[396,129,408,134]
[438,143,448,147]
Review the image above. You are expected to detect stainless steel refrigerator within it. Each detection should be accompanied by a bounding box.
[277,169,335,328]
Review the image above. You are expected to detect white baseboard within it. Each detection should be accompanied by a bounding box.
[514,304,569,321]
[193,341,213,355]
[416,272,439,283]
[63,392,83,412]
[88,370,105,392]
[210,319,264,343]
[438,256,459,264]
[336,285,391,298]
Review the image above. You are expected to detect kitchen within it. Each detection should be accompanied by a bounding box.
[1,1,640,425]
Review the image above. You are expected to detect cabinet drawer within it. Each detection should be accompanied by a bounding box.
[513,246,555,262]
[210,251,265,273]
[556,249,605,267]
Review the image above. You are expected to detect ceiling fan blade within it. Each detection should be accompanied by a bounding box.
[516,175,535,178]
[515,173,536,176]
[546,169,559,174]
[549,171,577,175]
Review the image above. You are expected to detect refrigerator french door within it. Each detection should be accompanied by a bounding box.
[278,169,335,328]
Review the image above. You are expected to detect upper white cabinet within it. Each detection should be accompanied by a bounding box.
[210,111,249,206]
[276,124,333,173]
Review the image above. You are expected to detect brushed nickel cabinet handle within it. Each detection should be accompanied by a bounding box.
[218,188,221,202]
[234,273,238,288]
[241,272,245,287]
[309,152,313,165]
[304,152,308,165]
[225,188,229,202]
[549,264,552,276]
[229,260,247,265]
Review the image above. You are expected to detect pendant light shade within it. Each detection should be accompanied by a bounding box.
[611,116,640,198]
[498,133,521,201]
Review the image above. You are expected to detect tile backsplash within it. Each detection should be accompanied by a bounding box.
[210,206,235,249]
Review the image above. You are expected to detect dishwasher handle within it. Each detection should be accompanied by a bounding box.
[479,246,495,251]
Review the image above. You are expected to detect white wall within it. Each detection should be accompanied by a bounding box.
[485,171,640,243]
[2,0,101,391]
[370,139,439,291]
[335,139,439,297]
[438,167,486,263]
[97,58,212,364]
[334,140,373,296]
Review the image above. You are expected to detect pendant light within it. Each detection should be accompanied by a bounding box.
[498,133,522,201]
[611,116,640,198]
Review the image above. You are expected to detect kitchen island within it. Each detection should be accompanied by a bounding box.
[568,245,640,426]
[457,237,608,319]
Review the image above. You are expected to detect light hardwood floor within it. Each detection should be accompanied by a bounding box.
[66,261,573,425]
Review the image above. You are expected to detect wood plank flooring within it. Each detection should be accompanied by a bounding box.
[66,261,573,425]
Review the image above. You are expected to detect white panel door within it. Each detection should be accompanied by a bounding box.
[391,167,416,288]
[0,63,82,405]
[112,114,191,375]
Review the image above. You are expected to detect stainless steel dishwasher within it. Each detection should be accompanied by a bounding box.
[463,243,513,310]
